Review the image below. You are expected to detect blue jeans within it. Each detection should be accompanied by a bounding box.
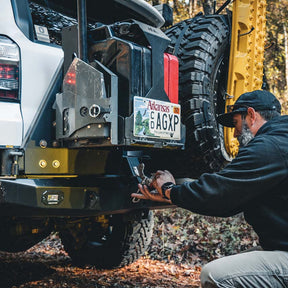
[201,250,288,287]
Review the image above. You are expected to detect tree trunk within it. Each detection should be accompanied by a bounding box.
[189,0,193,18]
[173,0,179,15]
[152,0,160,5]
[284,24,288,93]
[194,0,197,13]
[202,0,213,15]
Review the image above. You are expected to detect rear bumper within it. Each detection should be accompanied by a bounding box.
[0,177,169,216]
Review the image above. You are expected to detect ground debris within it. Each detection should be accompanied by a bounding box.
[1,208,258,288]
[5,257,200,288]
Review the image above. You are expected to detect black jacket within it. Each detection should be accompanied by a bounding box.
[171,115,288,251]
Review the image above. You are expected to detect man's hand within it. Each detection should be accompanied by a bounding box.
[152,170,176,194]
[131,170,175,203]
[131,184,172,204]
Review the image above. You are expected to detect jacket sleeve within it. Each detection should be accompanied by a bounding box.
[170,136,288,217]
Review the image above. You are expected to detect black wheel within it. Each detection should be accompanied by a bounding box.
[166,14,232,177]
[60,210,154,268]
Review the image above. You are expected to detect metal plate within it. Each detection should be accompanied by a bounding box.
[133,96,181,140]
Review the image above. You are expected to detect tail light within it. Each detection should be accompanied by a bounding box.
[0,36,20,100]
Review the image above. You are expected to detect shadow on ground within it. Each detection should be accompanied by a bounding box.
[0,261,55,287]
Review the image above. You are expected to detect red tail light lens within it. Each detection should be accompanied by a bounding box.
[164,53,179,104]
[0,36,20,101]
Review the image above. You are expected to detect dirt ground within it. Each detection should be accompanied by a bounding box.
[1,209,258,288]
[0,233,201,288]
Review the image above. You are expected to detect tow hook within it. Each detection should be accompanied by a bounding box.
[132,163,155,203]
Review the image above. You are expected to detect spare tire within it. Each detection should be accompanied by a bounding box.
[165,14,232,177]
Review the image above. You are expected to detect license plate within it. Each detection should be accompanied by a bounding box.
[134,96,181,140]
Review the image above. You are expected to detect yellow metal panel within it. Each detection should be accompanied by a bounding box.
[225,0,266,157]
[24,142,109,175]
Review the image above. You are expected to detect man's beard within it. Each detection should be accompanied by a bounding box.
[237,120,254,147]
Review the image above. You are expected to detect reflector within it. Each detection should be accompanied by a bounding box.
[66,72,76,85]
[164,53,179,104]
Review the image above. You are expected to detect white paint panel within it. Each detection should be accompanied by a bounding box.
[0,103,22,146]
[0,1,64,146]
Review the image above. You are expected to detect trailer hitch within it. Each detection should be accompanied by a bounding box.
[132,163,156,203]
[122,152,156,203]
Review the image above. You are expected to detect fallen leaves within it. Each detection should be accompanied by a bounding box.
[149,208,259,266]
[12,258,200,288]
[0,208,259,287]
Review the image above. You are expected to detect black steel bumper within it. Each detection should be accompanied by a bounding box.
[0,177,168,216]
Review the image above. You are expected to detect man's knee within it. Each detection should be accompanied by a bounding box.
[200,257,236,288]
[200,260,224,288]
[200,262,214,287]
[200,251,288,288]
